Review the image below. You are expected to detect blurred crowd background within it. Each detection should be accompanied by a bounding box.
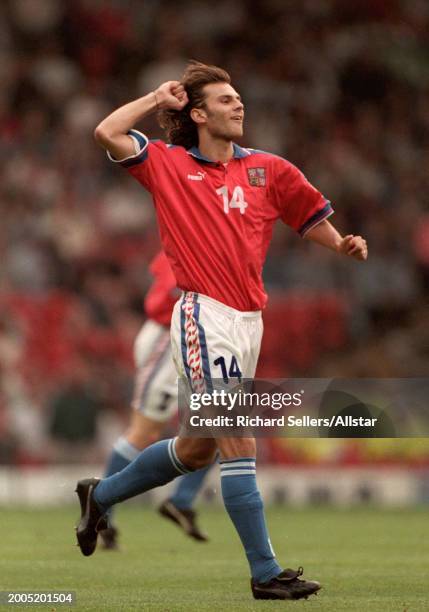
[0,0,428,467]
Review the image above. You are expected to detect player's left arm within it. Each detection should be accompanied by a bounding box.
[304,219,368,261]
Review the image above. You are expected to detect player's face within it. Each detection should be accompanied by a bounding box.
[200,82,244,140]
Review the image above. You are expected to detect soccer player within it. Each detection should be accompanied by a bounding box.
[76,61,367,600]
[100,250,211,549]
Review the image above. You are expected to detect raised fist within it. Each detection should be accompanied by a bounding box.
[154,81,189,111]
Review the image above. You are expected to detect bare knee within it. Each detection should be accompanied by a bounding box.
[125,412,164,450]
[175,437,217,470]
[216,437,256,460]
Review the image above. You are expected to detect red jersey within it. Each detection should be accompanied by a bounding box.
[111,130,333,311]
[144,251,179,327]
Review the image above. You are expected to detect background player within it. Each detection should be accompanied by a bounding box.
[76,61,367,601]
[101,249,212,548]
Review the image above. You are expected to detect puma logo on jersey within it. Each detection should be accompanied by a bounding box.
[187,172,206,181]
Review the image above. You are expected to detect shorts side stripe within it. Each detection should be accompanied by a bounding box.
[181,292,206,393]
[180,294,192,382]
[139,334,171,407]
[133,329,170,411]
[192,298,213,393]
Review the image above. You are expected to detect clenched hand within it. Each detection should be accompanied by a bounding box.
[153,81,189,111]
[338,235,368,260]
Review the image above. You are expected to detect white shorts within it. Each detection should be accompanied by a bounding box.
[171,292,263,392]
[131,319,177,422]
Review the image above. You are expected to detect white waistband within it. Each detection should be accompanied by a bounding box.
[180,291,261,320]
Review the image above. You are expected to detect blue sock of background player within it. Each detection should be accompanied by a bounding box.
[104,437,140,479]
[168,463,211,510]
[94,438,282,583]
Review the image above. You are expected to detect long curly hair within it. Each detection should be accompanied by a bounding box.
[158,61,231,150]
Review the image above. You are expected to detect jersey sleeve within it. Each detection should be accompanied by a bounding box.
[270,156,334,236]
[107,129,169,193]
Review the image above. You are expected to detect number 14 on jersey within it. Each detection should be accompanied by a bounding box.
[216,186,248,215]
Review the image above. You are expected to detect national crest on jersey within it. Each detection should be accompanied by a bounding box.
[247,167,266,187]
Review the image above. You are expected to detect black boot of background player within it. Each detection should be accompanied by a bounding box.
[158,499,209,542]
[99,525,119,550]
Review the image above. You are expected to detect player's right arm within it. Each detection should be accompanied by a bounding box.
[94,81,188,159]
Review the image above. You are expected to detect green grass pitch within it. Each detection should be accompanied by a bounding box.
[1,505,428,611]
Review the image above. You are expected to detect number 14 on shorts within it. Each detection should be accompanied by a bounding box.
[213,355,242,383]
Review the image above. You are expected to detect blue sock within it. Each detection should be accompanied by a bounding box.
[104,437,140,477]
[94,438,189,512]
[169,464,212,510]
[220,458,282,583]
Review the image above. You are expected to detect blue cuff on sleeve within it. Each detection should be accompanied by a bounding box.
[298,201,334,237]
[106,129,149,167]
